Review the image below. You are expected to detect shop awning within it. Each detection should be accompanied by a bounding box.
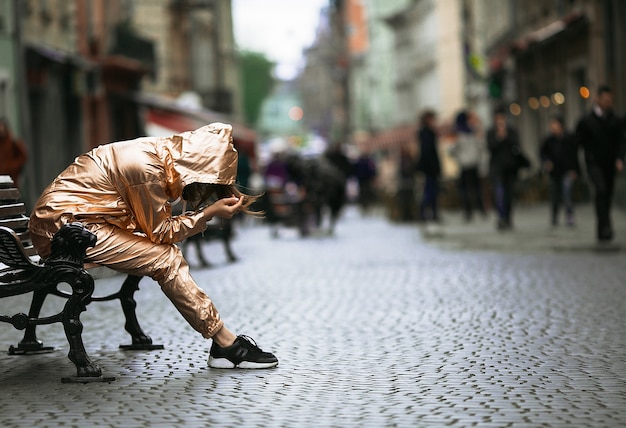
[358,125,415,152]
[488,11,588,72]
[133,92,258,160]
[25,42,97,70]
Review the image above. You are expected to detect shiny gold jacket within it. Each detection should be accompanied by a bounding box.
[29,123,238,244]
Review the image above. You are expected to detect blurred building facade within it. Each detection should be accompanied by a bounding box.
[482,0,626,161]
[0,2,27,154]
[302,0,625,207]
[298,0,351,146]
[480,0,626,205]
[0,0,244,208]
[349,0,407,143]
[133,0,243,117]
[340,0,476,163]
[298,5,333,140]
[257,80,305,138]
[310,0,624,155]
[15,0,155,206]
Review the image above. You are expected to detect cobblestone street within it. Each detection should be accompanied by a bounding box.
[1,205,626,427]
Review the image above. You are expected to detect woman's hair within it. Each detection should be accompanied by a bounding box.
[455,111,471,134]
[550,114,564,127]
[419,110,436,128]
[182,183,263,217]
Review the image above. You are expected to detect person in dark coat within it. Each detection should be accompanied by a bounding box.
[0,118,28,188]
[398,146,417,221]
[487,106,526,230]
[540,115,580,227]
[416,110,441,222]
[353,150,377,214]
[574,85,625,243]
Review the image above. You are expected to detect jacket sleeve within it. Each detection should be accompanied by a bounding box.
[124,181,207,245]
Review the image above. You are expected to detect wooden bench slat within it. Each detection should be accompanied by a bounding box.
[0,176,15,189]
[0,217,29,229]
[0,188,20,201]
[0,204,26,218]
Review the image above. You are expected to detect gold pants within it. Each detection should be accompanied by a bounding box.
[31,222,223,339]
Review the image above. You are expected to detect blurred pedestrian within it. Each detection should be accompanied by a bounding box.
[353,149,377,214]
[376,150,399,220]
[0,118,28,188]
[574,85,625,243]
[237,152,252,189]
[264,148,290,190]
[540,115,580,227]
[448,110,487,221]
[29,123,278,369]
[487,106,528,230]
[398,146,417,221]
[416,110,441,222]
[325,141,354,180]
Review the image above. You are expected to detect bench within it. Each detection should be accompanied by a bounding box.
[0,175,163,383]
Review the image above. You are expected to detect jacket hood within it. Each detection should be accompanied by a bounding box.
[170,122,239,187]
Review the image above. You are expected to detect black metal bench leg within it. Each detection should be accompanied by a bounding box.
[8,286,55,354]
[61,270,114,383]
[118,275,164,350]
[223,238,238,263]
[194,240,212,267]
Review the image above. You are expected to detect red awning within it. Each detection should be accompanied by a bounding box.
[359,125,415,152]
[135,93,257,160]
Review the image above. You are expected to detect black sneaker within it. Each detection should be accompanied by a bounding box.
[208,335,278,369]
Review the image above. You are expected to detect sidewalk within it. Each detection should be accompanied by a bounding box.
[418,202,626,253]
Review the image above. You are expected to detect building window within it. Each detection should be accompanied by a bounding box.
[39,0,52,26]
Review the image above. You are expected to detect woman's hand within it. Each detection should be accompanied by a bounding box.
[202,196,243,220]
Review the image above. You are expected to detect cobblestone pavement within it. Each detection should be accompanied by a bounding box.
[1,205,626,427]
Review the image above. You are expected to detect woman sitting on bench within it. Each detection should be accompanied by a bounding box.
[28,123,278,369]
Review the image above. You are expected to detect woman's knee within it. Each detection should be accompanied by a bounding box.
[146,244,187,284]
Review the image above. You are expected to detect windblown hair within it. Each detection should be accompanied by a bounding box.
[182,183,263,217]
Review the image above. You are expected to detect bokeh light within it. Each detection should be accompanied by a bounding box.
[579,86,590,99]
[551,92,565,105]
[509,103,521,116]
[288,106,304,121]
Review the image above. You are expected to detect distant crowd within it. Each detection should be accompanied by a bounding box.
[369,84,625,245]
[253,84,625,246]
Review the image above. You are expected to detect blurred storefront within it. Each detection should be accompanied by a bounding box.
[483,1,626,206]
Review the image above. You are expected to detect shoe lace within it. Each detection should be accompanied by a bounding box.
[238,335,261,350]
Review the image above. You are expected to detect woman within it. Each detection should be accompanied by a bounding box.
[540,115,580,227]
[29,123,278,369]
[448,110,486,221]
[487,107,526,230]
[416,110,441,222]
[0,118,28,188]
